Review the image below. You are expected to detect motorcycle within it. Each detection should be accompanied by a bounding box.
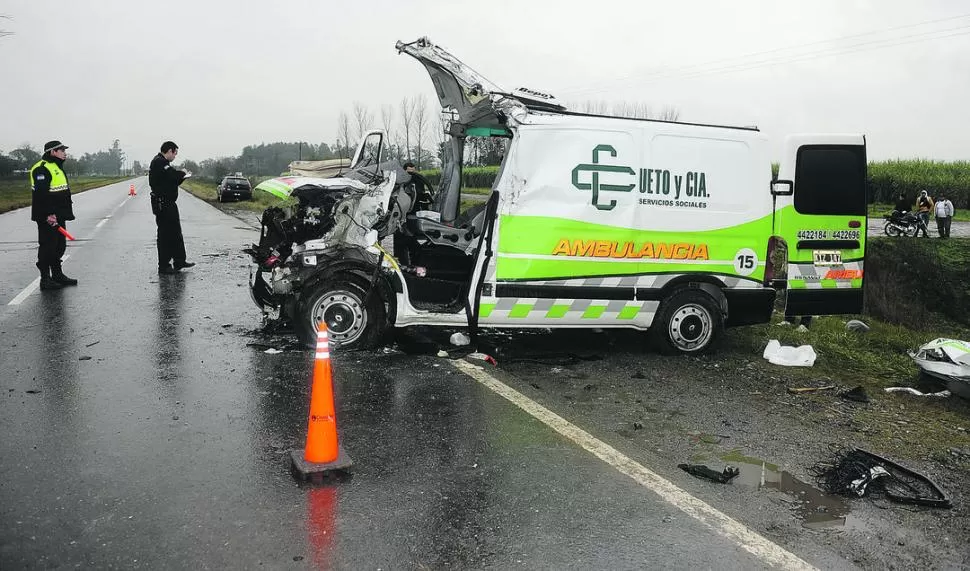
[883,210,928,237]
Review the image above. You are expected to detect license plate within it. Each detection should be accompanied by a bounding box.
[813,250,842,265]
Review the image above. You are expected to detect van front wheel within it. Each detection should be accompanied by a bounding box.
[297,276,385,350]
[652,290,723,354]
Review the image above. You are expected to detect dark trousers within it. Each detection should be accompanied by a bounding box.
[36,221,67,273]
[155,203,186,267]
[936,216,952,238]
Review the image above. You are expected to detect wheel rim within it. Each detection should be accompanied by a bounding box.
[668,303,714,352]
[309,289,367,346]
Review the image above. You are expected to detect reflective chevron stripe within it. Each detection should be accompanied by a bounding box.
[787,261,864,289]
[480,298,660,321]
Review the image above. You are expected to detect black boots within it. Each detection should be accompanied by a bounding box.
[51,265,78,286]
[173,260,195,270]
[37,264,77,289]
[39,274,63,290]
[38,266,62,290]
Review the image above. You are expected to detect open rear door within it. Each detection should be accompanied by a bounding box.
[772,135,867,316]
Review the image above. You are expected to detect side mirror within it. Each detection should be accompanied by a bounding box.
[771,180,793,196]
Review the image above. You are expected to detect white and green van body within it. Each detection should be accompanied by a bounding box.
[250,38,868,353]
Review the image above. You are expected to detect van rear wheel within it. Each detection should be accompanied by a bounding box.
[297,276,385,350]
[652,289,723,354]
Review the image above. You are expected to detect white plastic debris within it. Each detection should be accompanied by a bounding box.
[450,332,471,346]
[762,339,817,367]
[436,350,449,358]
[884,387,951,398]
[846,319,870,333]
[909,338,970,384]
[263,348,283,354]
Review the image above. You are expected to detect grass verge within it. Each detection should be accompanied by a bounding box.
[724,313,970,463]
[0,176,130,214]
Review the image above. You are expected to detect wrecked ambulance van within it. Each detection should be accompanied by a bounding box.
[246,37,868,353]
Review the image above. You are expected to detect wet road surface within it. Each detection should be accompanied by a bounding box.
[0,179,818,569]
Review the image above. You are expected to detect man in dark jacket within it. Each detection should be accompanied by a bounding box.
[149,141,195,274]
[30,140,78,290]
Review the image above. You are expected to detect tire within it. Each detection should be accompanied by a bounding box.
[884,222,902,237]
[296,275,386,350]
[651,289,723,354]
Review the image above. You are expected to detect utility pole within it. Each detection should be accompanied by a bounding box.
[299,142,303,161]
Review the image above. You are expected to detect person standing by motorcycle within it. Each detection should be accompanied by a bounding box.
[916,190,934,237]
[893,192,910,214]
[934,192,954,239]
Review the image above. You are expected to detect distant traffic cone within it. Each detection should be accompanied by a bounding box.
[129,183,136,196]
[291,324,353,481]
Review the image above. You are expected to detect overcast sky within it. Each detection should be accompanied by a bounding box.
[1,0,968,165]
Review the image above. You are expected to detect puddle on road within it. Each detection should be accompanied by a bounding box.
[727,457,858,529]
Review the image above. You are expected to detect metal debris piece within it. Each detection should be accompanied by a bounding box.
[678,463,740,484]
[814,448,952,508]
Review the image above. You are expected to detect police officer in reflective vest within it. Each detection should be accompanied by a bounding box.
[30,140,78,290]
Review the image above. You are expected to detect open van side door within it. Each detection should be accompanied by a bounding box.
[772,135,867,316]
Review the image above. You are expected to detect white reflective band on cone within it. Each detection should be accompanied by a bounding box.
[315,351,330,360]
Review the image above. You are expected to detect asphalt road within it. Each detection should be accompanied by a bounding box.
[0,178,795,570]
[1,178,964,569]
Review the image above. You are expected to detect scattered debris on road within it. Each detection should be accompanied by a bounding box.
[884,387,951,398]
[467,352,497,366]
[678,463,740,484]
[264,348,283,354]
[763,340,817,367]
[814,448,952,508]
[449,332,470,346]
[787,385,836,394]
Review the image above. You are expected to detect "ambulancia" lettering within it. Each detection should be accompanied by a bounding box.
[552,240,709,260]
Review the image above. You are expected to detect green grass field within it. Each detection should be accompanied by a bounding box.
[0,176,129,214]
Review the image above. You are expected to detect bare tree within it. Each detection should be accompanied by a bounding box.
[352,102,373,143]
[414,95,428,168]
[380,104,395,160]
[336,111,353,159]
[656,105,681,122]
[399,96,415,162]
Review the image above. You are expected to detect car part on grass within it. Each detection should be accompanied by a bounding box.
[909,338,970,399]
[814,448,951,508]
[845,319,870,332]
[763,339,817,367]
[678,464,740,484]
[839,385,870,403]
[884,387,951,398]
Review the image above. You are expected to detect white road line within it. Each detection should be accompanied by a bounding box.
[8,254,71,306]
[452,359,817,571]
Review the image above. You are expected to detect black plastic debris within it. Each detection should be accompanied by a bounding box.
[840,386,870,403]
[813,448,951,508]
[678,463,740,484]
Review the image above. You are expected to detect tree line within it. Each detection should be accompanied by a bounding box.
[0,139,127,178]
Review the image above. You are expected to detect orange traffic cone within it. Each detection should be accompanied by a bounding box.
[291,324,353,481]
[129,183,136,196]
